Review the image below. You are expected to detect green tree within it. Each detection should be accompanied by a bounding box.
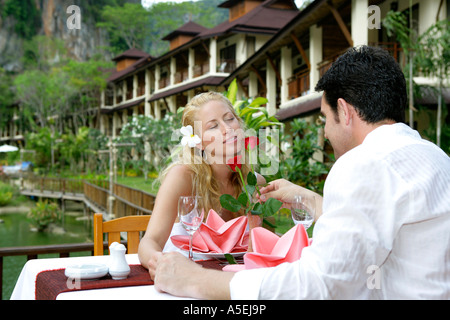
[26,127,57,170]
[63,56,114,130]
[2,0,41,39]
[0,68,16,132]
[414,19,450,149]
[278,119,332,194]
[384,12,449,151]
[97,3,151,53]
[59,127,91,173]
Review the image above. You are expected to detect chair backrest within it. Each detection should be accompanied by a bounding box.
[93,213,150,256]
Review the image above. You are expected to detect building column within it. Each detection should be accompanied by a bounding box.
[145,69,151,117]
[266,59,277,116]
[170,56,176,86]
[309,24,323,92]
[188,48,195,80]
[155,65,160,91]
[133,74,138,99]
[280,46,292,105]
[113,83,117,105]
[112,112,119,138]
[249,72,258,99]
[351,0,368,47]
[168,96,176,114]
[154,101,161,120]
[209,38,217,74]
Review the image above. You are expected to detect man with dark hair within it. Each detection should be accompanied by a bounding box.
[152,46,450,299]
[317,46,407,124]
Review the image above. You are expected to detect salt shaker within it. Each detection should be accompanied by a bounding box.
[108,242,130,280]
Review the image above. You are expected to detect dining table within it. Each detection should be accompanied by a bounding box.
[10,253,223,300]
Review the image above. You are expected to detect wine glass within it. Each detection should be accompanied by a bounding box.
[178,196,204,260]
[290,195,315,231]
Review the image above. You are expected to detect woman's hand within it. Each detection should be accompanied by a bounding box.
[147,251,163,280]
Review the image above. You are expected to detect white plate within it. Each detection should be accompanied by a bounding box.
[65,264,109,280]
[191,251,246,260]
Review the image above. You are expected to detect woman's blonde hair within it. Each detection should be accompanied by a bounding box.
[159,91,250,217]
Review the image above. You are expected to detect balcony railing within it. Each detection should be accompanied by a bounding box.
[318,43,402,78]
[194,62,209,78]
[288,71,310,100]
[159,77,170,89]
[137,86,145,97]
[369,42,403,64]
[175,69,189,84]
[217,59,237,73]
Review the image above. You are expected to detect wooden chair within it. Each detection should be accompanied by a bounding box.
[93,213,150,256]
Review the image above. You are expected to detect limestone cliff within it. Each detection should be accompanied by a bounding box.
[0,0,113,72]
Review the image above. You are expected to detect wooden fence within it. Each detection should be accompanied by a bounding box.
[19,176,155,218]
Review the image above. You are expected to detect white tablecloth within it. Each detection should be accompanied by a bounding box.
[10,254,191,300]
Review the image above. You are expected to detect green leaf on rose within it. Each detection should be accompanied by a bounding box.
[237,192,249,207]
[247,171,257,186]
[220,194,242,212]
[250,202,263,215]
[263,197,283,217]
[224,253,237,264]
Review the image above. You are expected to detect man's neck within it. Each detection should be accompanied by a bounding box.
[356,119,396,145]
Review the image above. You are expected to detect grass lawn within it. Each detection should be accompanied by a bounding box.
[115,176,159,195]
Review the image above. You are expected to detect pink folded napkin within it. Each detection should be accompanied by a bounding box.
[223,224,309,272]
[171,209,248,253]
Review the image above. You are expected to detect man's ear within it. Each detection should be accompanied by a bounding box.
[337,98,354,126]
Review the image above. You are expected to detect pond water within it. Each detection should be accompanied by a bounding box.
[0,203,93,300]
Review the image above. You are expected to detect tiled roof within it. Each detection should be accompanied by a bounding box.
[112,48,151,62]
[162,21,208,40]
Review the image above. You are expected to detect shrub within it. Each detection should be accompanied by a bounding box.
[27,200,61,231]
[0,181,14,206]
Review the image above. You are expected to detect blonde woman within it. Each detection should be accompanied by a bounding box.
[138,92,265,278]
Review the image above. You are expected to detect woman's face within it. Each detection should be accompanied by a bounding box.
[197,100,244,163]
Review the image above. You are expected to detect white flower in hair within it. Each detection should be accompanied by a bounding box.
[180,125,201,148]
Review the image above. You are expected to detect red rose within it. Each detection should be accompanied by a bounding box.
[245,136,259,150]
[226,155,242,172]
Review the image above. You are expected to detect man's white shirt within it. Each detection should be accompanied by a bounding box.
[230,123,450,299]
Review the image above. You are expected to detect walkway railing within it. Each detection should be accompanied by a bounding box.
[19,176,155,218]
[1,175,156,299]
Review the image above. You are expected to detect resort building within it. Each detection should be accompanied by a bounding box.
[3,0,447,151]
[99,0,299,139]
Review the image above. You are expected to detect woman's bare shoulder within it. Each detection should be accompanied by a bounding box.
[165,164,193,178]
[162,164,194,189]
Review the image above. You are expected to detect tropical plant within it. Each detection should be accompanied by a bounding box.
[227,79,282,131]
[384,11,450,149]
[116,112,181,180]
[25,126,57,170]
[225,79,284,179]
[0,181,14,206]
[279,118,332,194]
